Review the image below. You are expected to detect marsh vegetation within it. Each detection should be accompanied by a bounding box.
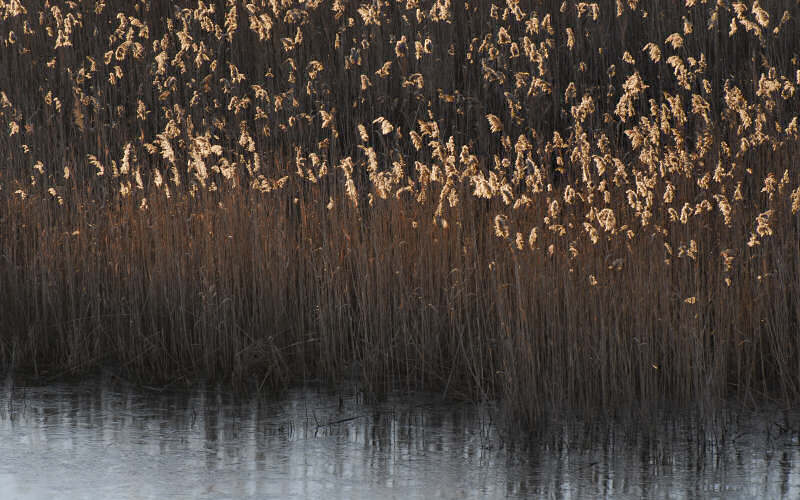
[1,0,799,425]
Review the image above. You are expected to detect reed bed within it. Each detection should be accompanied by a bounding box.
[1,0,799,424]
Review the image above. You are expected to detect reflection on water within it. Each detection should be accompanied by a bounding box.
[1,373,800,499]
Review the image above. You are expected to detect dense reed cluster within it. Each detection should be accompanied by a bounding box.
[1,0,799,424]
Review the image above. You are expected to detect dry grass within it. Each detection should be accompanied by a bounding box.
[1,0,800,425]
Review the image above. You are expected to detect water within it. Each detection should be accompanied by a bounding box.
[2,373,800,499]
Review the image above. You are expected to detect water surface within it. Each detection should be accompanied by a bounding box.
[1,374,799,499]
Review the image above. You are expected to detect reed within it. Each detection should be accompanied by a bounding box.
[1,0,799,425]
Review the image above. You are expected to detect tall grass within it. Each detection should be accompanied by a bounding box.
[1,0,799,425]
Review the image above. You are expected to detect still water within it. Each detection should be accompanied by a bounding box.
[1,373,800,499]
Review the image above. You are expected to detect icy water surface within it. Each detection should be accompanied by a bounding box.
[1,373,800,499]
